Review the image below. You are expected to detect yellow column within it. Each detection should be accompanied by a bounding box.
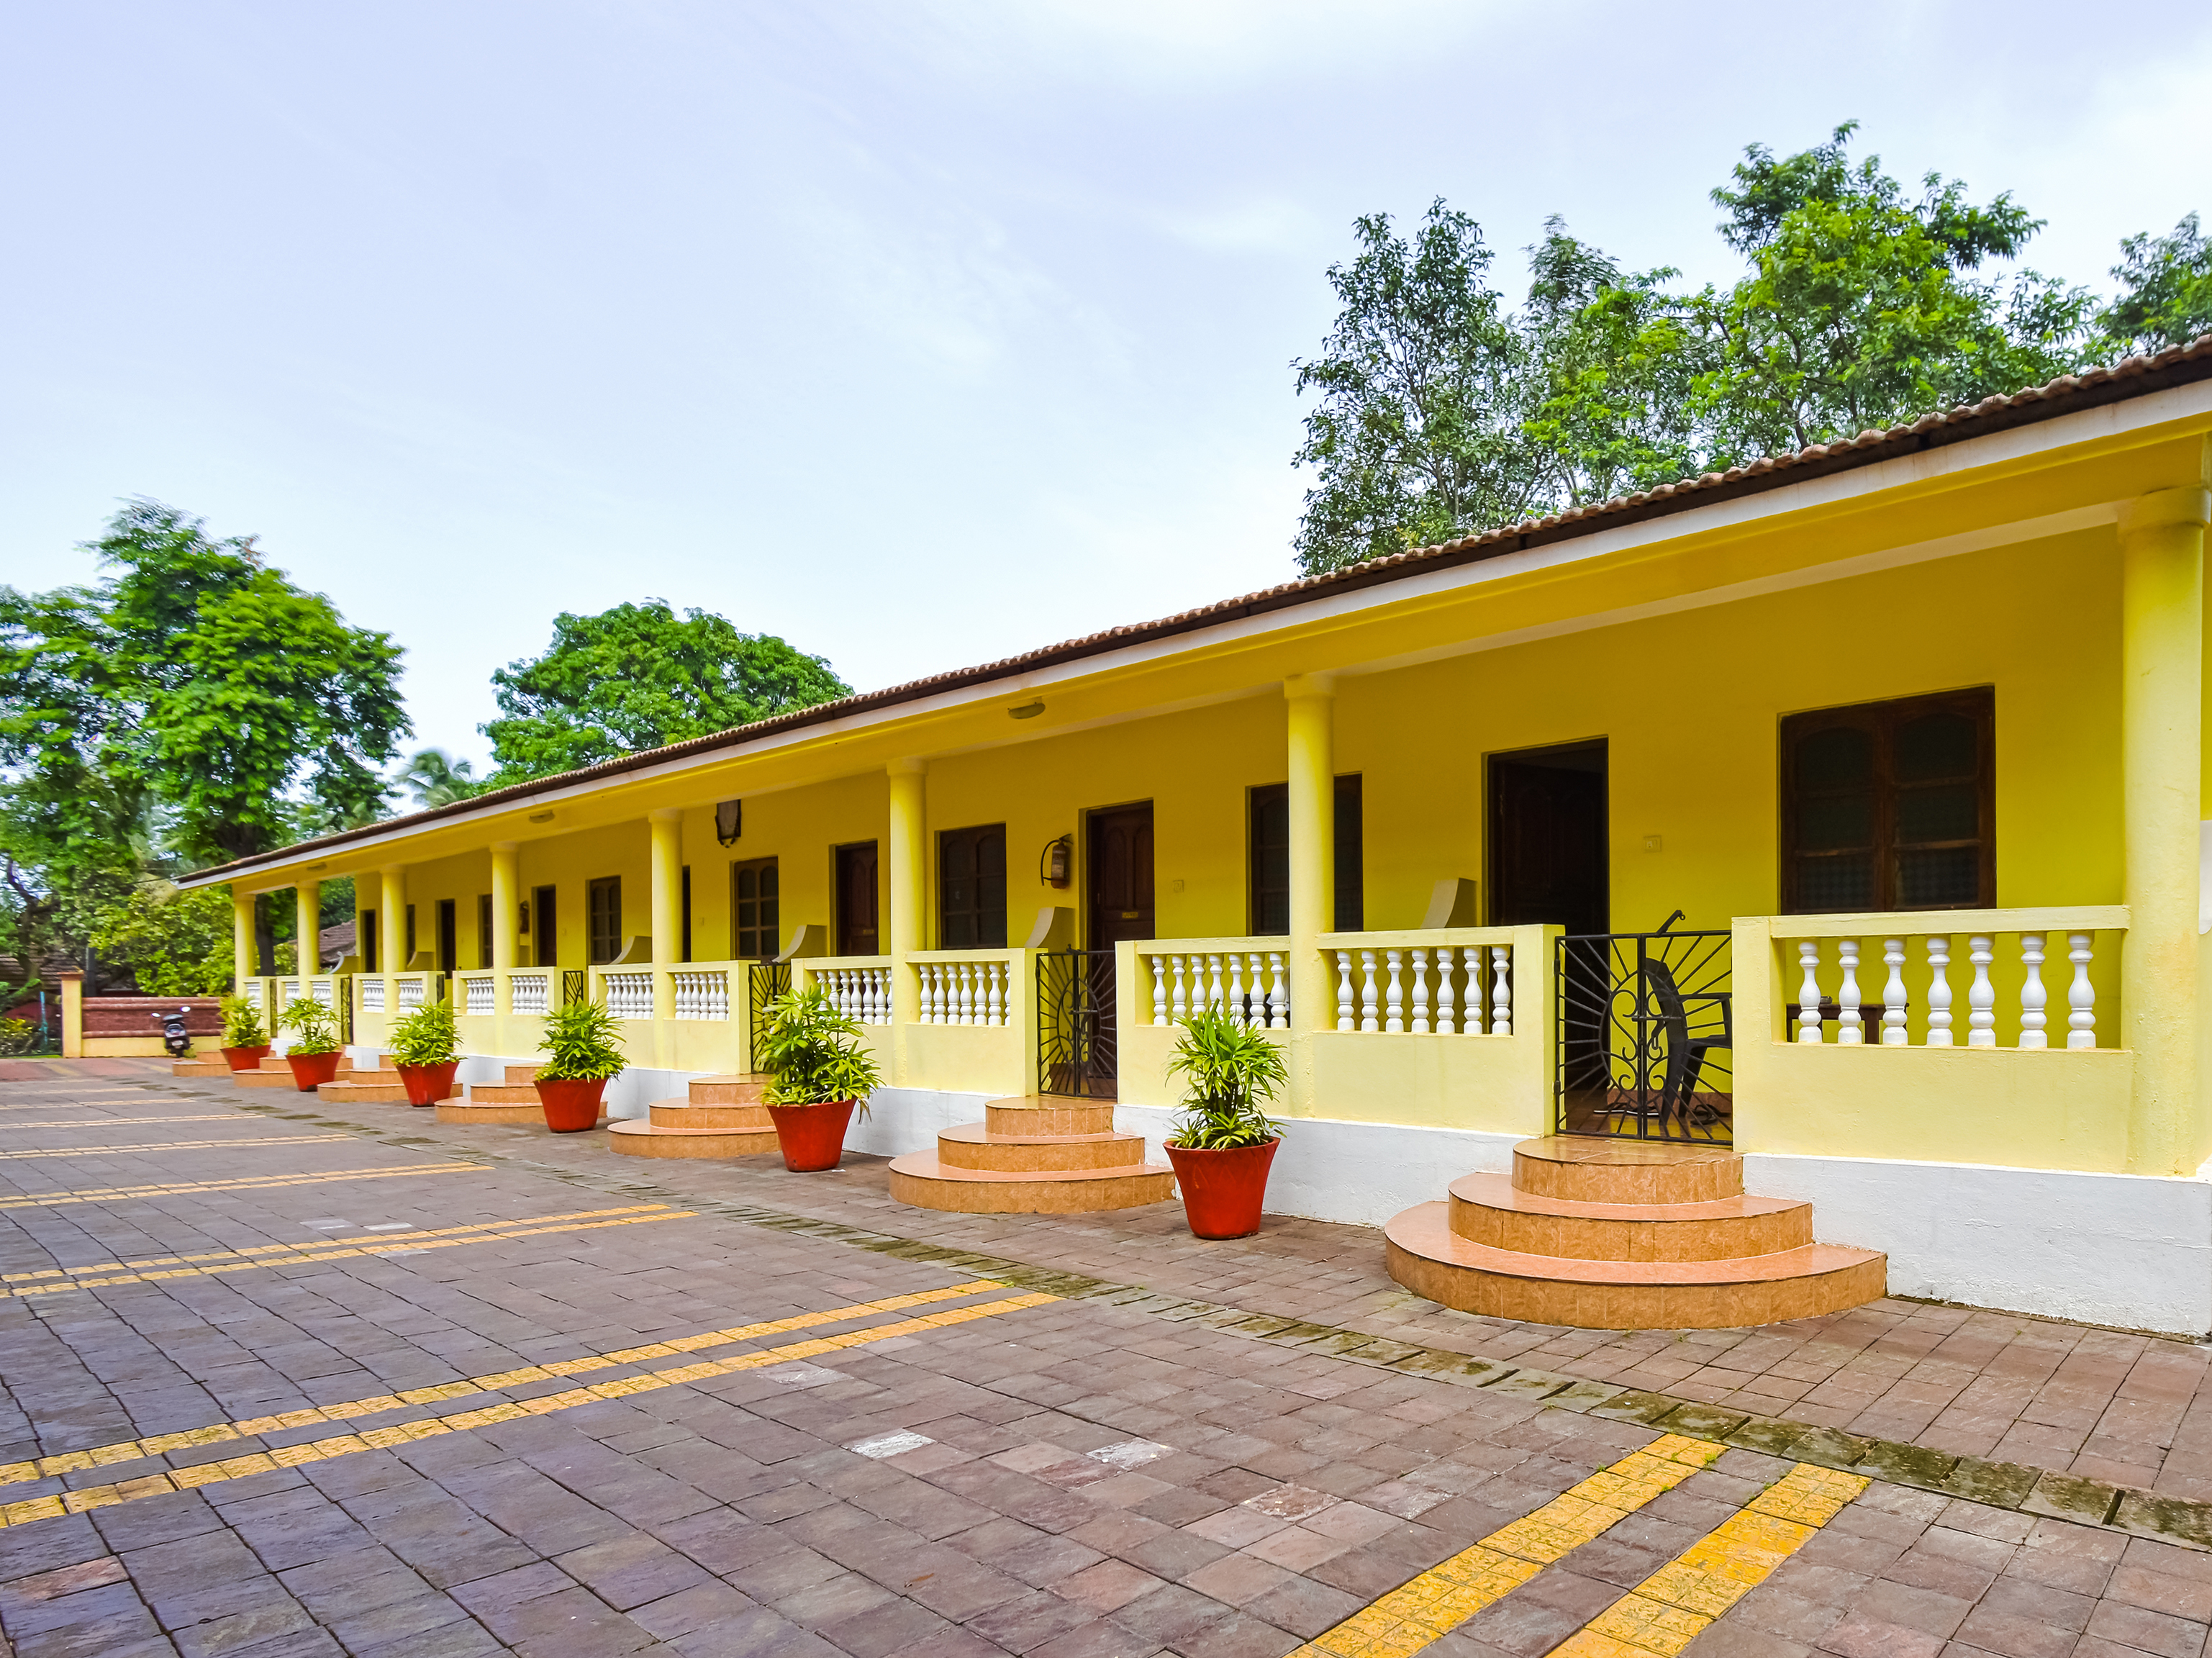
[232,887,255,990]
[379,866,407,978]
[649,810,681,1062]
[295,880,320,976]
[2121,482,2209,1173]
[1285,674,1336,1119]
[58,969,83,1059]
[887,759,927,1084]
[490,841,519,1020]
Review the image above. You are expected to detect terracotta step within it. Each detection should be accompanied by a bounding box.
[1446,1172,1813,1262]
[234,1070,306,1090]
[502,1064,541,1085]
[171,1060,230,1078]
[1384,1201,1885,1330]
[983,1097,1115,1136]
[887,1151,1174,1215]
[687,1074,768,1105]
[256,1057,293,1072]
[936,1122,1152,1174]
[466,1082,539,1104]
[317,1080,419,1105]
[648,1099,770,1131]
[1513,1135,1744,1205]
[435,1099,548,1127]
[608,1119,779,1160]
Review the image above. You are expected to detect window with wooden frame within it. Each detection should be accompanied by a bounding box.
[1781,689,1994,914]
[360,910,376,972]
[586,876,622,964]
[939,825,1007,949]
[730,859,779,959]
[1249,776,1364,934]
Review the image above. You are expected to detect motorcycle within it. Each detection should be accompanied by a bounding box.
[155,1007,194,1059]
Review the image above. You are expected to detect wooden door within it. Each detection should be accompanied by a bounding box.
[836,843,879,956]
[436,899,457,975]
[532,887,557,968]
[1489,746,1609,935]
[1087,805,1153,948]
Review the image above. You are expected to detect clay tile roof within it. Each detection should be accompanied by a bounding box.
[184,333,2212,883]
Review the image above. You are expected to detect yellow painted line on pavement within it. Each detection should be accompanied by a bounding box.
[1287,1434,1726,1658]
[0,1277,1012,1487]
[0,1161,481,1211]
[0,1287,1057,1526]
[1549,1462,1870,1656]
[0,1116,244,1129]
[0,1135,354,1161]
[0,1203,689,1297]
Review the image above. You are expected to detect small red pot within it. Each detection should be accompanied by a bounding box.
[765,1100,857,1172]
[535,1077,607,1132]
[222,1045,271,1072]
[285,1050,343,1091]
[396,1061,459,1107]
[1164,1140,1280,1240]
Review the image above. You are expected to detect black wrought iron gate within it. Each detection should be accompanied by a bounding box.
[1037,949,1117,1097]
[1556,920,1733,1143]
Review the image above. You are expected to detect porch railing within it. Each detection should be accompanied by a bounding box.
[909,951,1016,1027]
[794,957,892,1025]
[1136,940,1288,1028]
[1319,929,1518,1035]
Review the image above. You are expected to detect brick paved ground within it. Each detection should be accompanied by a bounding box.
[0,1058,2203,1657]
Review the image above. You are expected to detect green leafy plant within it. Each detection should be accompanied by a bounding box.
[0,1017,36,1056]
[756,985,883,1110]
[219,994,266,1048]
[535,997,627,1082]
[1165,1008,1287,1150]
[389,996,459,1067]
[276,996,339,1056]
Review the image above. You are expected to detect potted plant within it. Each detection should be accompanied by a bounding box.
[275,998,343,1090]
[534,999,625,1131]
[389,996,461,1107]
[1162,1008,1288,1240]
[219,995,271,1071]
[756,985,884,1172]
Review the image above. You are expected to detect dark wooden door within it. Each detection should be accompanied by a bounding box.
[836,843,879,956]
[1489,747,1609,935]
[1087,805,1153,948]
[532,887,557,968]
[436,899,457,975]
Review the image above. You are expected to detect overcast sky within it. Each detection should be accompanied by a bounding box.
[6,1,2209,772]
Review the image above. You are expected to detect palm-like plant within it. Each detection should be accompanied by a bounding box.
[220,995,266,1048]
[276,997,340,1055]
[1165,1008,1287,1150]
[389,997,460,1067]
[756,986,883,1111]
[536,998,627,1082]
[393,748,484,810]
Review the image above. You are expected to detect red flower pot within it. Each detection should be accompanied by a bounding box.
[535,1077,607,1132]
[1165,1140,1279,1240]
[285,1050,343,1091]
[222,1045,271,1072]
[765,1100,856,1172]
[396,1061,459,1107]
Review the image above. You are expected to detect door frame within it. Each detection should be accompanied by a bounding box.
[1483,737,1610,931]
[1081,799,1155,950]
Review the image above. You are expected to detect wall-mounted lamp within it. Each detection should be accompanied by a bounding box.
[527,810,555,824]
[1008,699,1045,720]
[715,799,743,846]
[1039,833,1072,889]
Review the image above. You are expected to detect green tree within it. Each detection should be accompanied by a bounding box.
[84,878,235,995]
[483,601,851,784]
[393,748,484,809]
[2098,214,2212,356]
[0,501,409,866]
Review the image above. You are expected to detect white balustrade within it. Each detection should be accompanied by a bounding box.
[1139,947,1287,1029]
[604,971,654,1020]
[509,974,548,1017]
[673,971,730,1020]
[358,978,384,1013]
[912,959,1012,1028]
[396,977,425,1010]
[310,977,335,1010]
[462,975,494,1017]
[815,964,892,1025]
[1778,921,2111,1050]
[1328,943,1512,1035]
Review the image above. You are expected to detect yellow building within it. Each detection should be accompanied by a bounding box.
[183,341,2212,1331]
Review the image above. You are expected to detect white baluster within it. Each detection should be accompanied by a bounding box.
[1248,954,1266,1027]
[2067,933,2096,1048]
[990,962,1006,1025]
[1360,950,1379,1031]
[1836,939,1862,1045]
[1171,956,1188,1023]
[1491,946,1512,1036]
[1967,936,1995,1047]
[1384,950,1404,1033]
[963,962,979,1025]
[1151,957,1166,1026]
[1266,952,1286,1029]
[1797,942,1823,1043]
[1436,947,1457,1034]
[2018,934,2047,1049]
[1206,953,1224,1014]
[1925,936,1953,1046]
[916,965,931,1024]
[1882,939,1908,1045]
[1410,948,1431,1033]
[1335,952,1354,1031]
[1226,953,1246,1026]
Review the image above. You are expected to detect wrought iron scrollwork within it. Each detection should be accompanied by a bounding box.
[1556,926,1733,1143]
[1037,950,1117,1098]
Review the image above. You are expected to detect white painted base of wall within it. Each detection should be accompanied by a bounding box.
[1744,1151,2212,1337]
[847,1088,996,1159]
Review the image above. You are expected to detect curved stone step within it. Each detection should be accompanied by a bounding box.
[688,1074,768,1105]
[1446,1172,1813,1262]
[466,1083,538,1104]
[887,1151,1174,1215]
[937,1122,1151,1173]
[609,1120,779,1160]
[1384,1201,1884,1330]
[435,1099,548,1126]
[649,1099,771,1131]
[1512,1135,1743,1205]
[502,1064,541,1085]
[235,1070,307,1090]
[983,1097,1115,1136]
[256,1057,293,1072]
[317,1080,422,1105]
[171,1060,231,1078]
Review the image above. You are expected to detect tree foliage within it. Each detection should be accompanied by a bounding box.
[1293,124,2204,576]
[482,600,851,784]
[83,879,234,997]
[392,748,484,810]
